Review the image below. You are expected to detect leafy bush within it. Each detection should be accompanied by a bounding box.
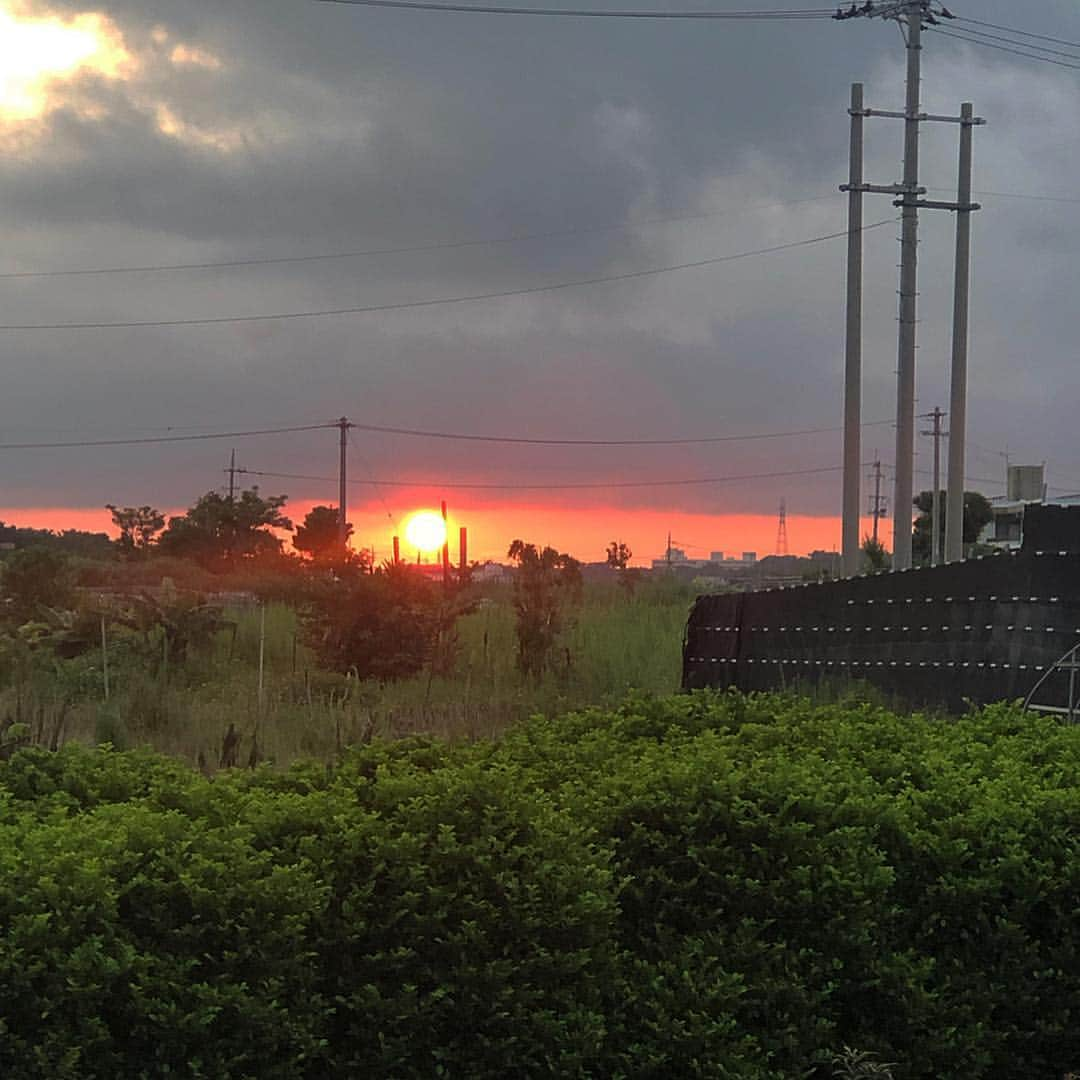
[0,547,74,624]
[0,694,1076,1078]
[301,565,467,681]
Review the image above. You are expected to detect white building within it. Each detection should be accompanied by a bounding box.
[982,464,1080,550]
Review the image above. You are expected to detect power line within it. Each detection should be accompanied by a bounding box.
[311,0,835,20]
[0,415,892,452]
[347,427,397,526]
[0,423,335,451]
[927,187,1080,206]
[0,194,839,280]
[0,218,896,330]
[348,417,894,446]
[927,27,1080,71]
[955,15,1080,52]
[238,462,848,491]
[933,24,1080,63]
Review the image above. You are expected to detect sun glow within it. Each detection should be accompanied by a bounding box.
[404,510,448,554]
[0,4,129,120]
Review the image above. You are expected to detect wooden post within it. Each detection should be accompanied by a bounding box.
[257,603,266,711]
[441,500,450,585]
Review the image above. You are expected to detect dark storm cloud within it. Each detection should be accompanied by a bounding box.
[1,0,1078,523]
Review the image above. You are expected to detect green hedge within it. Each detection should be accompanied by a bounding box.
[0,694,1076,1078]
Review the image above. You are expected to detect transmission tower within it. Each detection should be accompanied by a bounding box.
[776,499,789,556]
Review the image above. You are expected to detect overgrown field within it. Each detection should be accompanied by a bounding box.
[1,692,1076,1078]
[1,581,691,766]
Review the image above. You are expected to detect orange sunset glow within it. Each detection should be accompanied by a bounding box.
[353,502,866,566]
[0,502,871,567]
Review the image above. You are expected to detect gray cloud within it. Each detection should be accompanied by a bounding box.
[0,0,1078,534]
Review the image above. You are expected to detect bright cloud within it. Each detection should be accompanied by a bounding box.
[0,3,130,120]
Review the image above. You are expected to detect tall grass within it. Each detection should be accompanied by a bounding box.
[1,581,694,767]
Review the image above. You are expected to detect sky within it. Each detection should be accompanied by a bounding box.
[0,0,1078,565]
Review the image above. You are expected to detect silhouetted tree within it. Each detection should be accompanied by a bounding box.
[605,540,640,597]
[912,490,993,563]
[294,505,352,562]
[508,540,582,678]
[158,487,292,569]
[0,521,111,558]
[106,504,165,556]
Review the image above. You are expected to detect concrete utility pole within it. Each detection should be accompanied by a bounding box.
[945,102,979,563]
[836,1,982,571]
[841,82,865,578]
[921,407,946,565]
[892,0,925,571]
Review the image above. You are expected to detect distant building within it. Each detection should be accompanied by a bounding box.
[651,546,690,571]
[741,552,757,564]
[710,551,724,563]
[809,549,841,576]
[981,464,1080,551]
[1007,464,1046,502]
[472,562,512,584]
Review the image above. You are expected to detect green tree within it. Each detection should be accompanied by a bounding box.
[912,490,993,563]
[508,540,582,678]
[158,487,292,569]
[294,505,352,562]
[860,535,890,573]
[0,547,74,624]
[106,504,165,556]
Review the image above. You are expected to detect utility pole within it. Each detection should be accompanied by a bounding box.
[337,417,350,551]
[892,0,925,571]
[841,82,865,578]
[945,102,980,563]
[226,448,238,501]
[868,456,886,546]
[921,407,946,565]
[835,1,982,570]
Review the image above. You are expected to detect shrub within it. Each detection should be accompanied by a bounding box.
[0,695,1076,1078]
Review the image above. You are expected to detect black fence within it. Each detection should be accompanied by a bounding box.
[1021,503,1080,554]
[683,551,1080,713]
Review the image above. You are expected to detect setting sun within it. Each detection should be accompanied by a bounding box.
[0,4,129,120]
[404,510,447,554]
